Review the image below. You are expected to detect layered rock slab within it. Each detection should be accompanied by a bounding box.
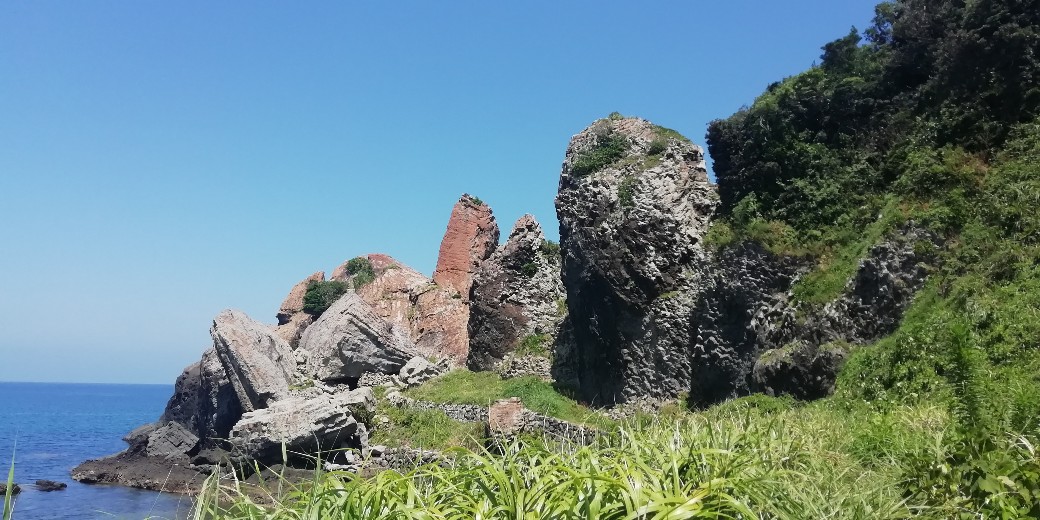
[468,214,565,370]
[211,309,298,412]
[298,292,417,381]
[230,388,375,465]
[555,117,718,404]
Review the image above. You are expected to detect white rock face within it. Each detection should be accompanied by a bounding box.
[298,292,417,381]
[229,388,375,463]
[211,309,298,412]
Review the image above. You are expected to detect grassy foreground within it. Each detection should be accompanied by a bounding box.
[189,393,1039,519]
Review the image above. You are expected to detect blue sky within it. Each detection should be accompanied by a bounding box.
[0,1,880,384]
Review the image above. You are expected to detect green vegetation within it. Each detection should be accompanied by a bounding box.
[514,334,550,357]
[404,370,612,429]
[538,239,560,259]
[570,130,629,177]
[617,175,637,207]
[197,2,1040,518]
[467,194,485,206]
[647,137,667,156]
[3,452,13,520]
[346,256,375,289]
[520,262,538,277]
[301,280,351,317]
[370,399,484,452]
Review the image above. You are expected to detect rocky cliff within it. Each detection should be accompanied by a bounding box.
[468,215,565,371]
[555,116,718,404]
[433,194,500,302]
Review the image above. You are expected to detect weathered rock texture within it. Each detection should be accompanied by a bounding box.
[230,388,374,465]
[298,293,417,381]
[468,215,566,371]
[433,194,500,301]
[275,271,324,347]
[277,271,325,324]
[752,341,850,400]
[211,309,298,412]
[555,117,718,404]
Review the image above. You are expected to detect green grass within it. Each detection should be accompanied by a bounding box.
[404,370,613,428]
[570,132,629,177]
[371,405,484,452]
[192,398,967,519]
[3,452,13,520]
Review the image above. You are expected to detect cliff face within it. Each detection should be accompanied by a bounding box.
[552,116,937,406]
[467,215,565,371]
[433,194,499,302]
[555,117,718,404]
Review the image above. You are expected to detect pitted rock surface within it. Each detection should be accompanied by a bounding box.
[555,116,718,404]
[433,194,500,301]
[468,215,566,370]
[211,309,298,412]
[298,292,417,381]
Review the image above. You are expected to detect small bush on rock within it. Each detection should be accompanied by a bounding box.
[346,257,375,289]
[302,280,351,317]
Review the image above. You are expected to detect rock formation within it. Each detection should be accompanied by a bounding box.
[230,388,375,465]
[555,116,718,404]
[468,215,565,371]
[211,309,298,412]
[275,271,324,347]
[354,254,470,365]
[433,194,499,301]
[297,293,417,382]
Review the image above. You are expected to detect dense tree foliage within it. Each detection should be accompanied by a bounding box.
[708,0,1040,227]
[707,1,1040,514]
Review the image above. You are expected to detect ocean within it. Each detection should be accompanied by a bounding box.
[0,382,194,520]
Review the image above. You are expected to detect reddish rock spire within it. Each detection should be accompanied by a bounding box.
[432,194,499,301]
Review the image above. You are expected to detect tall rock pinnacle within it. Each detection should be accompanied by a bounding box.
[433,194,499,301]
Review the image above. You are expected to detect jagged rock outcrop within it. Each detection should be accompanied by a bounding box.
[433,194,500,301]
[230,388,375,465]
[159,347,242,444]
[211,309,298,412]
[687,242,805,404]
[354,254,470,364]
[397,356,444,387]
[275,271,324,347]
[752,341,850,400]
[555,116,718,404]
[468,214,565,370]
[298,293,417,381]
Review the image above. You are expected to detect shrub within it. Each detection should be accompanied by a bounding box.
[570,132,629,177]
[515,334,550,357]
[346,256,375,289]
[607,111,624,120]
[539,239,560,259]
[302,280,351,317]
[617,176,637,207]
[520,262,538,277]
[647,138,667,155]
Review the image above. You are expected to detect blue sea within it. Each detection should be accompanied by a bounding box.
[0,382,194,519]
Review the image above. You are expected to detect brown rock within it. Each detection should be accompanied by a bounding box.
[432,194,499,302]
[277,271,325,325]
[487,397,525,437]
[355,253,471,365]
[274,312,314,349]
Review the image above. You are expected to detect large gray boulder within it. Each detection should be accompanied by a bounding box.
[468,215,566,371]
[298,293,417,382]
[159,347,243,444]
[144,421,199,459]
[555,116,718,404]
[211,309,298,412]
[229,388,375,464]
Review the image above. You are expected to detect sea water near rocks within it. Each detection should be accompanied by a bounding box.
[0,382,193,519]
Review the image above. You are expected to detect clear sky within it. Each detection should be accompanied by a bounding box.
[0,1,880,384]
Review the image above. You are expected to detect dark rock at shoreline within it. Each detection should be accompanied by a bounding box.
[34,479,67,492]
[71,450,208,494]
[0,482,19,496]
